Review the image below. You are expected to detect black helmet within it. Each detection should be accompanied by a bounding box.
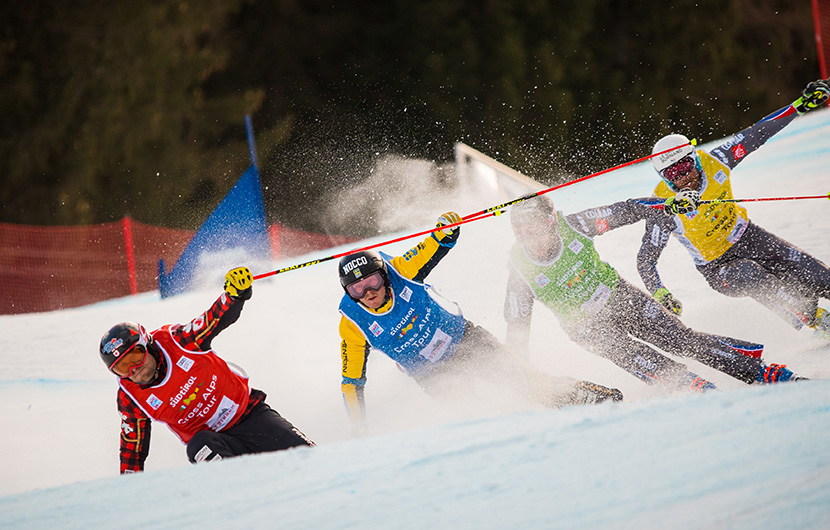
[338,250,389,299]
[510,194,557,235]
[99,322,151,372]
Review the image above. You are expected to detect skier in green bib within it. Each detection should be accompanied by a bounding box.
[504,194,805,390]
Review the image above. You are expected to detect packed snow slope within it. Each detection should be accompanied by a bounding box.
[1,108,829,529]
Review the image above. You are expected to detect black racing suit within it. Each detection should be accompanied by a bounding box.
[623,102,830,329]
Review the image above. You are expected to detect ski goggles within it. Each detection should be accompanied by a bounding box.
[659,155,696,183]
[109,343,149,378]
[345,271,385,299]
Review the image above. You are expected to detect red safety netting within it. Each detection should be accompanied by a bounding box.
[0,219,192,315]
[0,219,357,315]
[270,224,357,258]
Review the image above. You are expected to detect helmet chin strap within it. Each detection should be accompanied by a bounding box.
[144,341,164,386]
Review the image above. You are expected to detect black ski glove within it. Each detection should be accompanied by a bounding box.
[655,287,683,315]
[794,78,830,114]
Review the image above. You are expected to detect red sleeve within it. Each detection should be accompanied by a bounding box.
[118,388,151,474]
[169,292,244,351]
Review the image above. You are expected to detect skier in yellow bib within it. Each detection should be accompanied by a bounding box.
[643,78,830,339]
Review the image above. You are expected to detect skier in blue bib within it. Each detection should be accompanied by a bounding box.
[338,212,623,432]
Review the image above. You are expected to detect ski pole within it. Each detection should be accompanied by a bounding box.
[252,210,500,280]
[460,141,693,219]
[699,193,830,205]
[646,192,830,212]
[253,143,688,281]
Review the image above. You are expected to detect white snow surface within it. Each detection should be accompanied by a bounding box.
[1,108,830,529]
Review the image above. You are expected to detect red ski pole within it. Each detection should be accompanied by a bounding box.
[700,193,830,205]
[460,141,692,220]
[252,210,498,280]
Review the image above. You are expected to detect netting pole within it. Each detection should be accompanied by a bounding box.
[123,216,138,295]
[270,224,281,260]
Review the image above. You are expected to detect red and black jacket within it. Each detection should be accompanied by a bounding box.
[117,292,264,474]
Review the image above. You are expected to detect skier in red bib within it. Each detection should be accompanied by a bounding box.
[99,266,314,474]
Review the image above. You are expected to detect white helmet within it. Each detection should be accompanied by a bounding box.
[652,134,695,173]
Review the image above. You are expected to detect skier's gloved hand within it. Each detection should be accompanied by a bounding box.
[435,211,462,246]
[655,287,682,315]
[664,189,701,216]
[794,78,830,114]
[224,266,253,300]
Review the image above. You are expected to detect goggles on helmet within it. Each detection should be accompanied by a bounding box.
[109,343,149,378]
[345,271,386,299]
[660,156,696,183]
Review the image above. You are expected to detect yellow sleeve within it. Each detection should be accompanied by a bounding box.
[339,316,370,422]
[389,230,456,281]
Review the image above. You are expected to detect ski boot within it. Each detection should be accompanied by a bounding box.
[683,372,717,392]
[755,363,808,384]
[808,307,830,342]
[570,380,624,405]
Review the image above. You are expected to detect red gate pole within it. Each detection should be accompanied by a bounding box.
[814,0,829,80]
[123,216,138,295]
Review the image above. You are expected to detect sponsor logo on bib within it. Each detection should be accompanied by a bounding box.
[146,394,163,410]
[369,321,384,337]
[568,239,584,255]
[176,356,194,372]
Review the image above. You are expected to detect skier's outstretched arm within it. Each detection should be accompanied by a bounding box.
[389,212,462,282]
[709,78,830,171]
[564,199,659,237]
[339,316,370,432]
[170,266,253,351]
[636,217,672,295]
[117,388,151,474]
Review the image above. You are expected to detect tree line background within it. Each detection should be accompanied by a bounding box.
[0,0,820,236]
